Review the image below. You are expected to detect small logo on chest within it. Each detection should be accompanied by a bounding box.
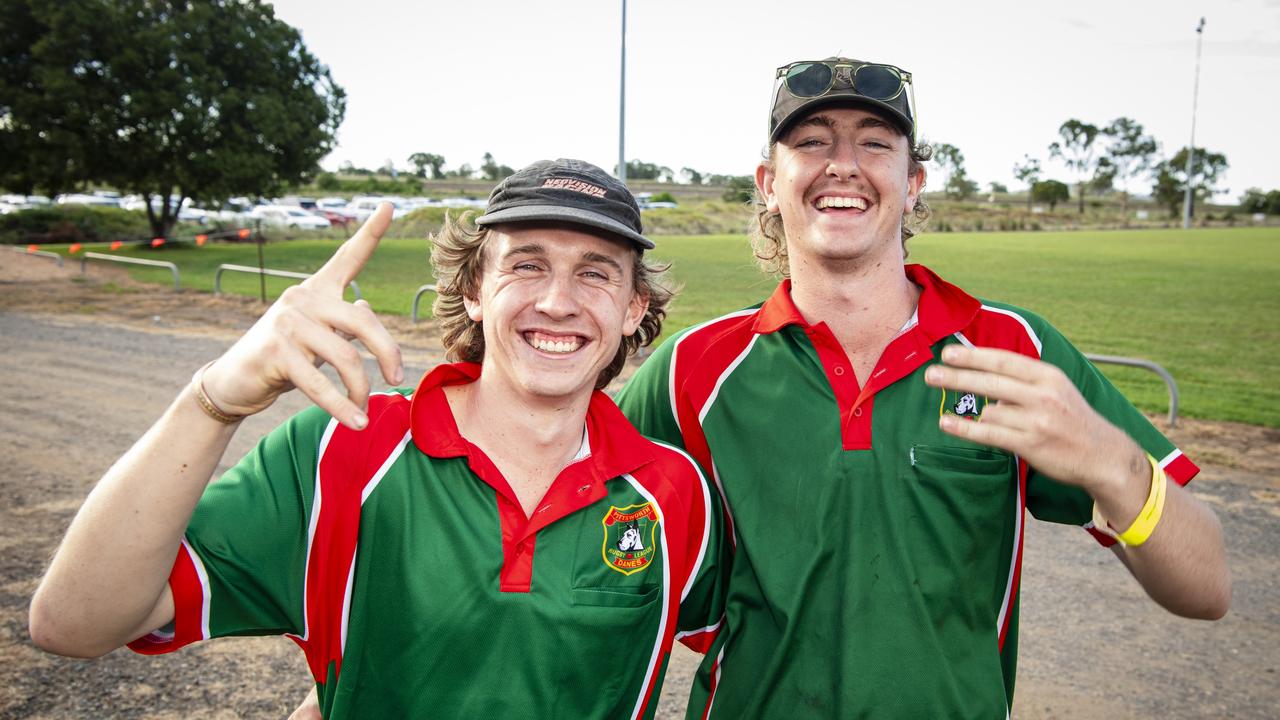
[601,503,659,575]
[940,389,987,420]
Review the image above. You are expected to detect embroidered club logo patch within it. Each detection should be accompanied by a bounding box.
[601,503,659,575]
[940,389,987,420]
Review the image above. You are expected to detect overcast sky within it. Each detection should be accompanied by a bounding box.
[268,0,1279,200]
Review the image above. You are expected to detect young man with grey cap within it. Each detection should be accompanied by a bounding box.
[615,57,1230,717]
[31,159,727,718]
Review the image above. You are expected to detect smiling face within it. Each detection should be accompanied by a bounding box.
[462,224,648,405]
[756,106,925,272]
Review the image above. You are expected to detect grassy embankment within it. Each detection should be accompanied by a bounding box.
[40,227,1280,427]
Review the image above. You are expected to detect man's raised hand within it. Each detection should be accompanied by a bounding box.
[924,345,1145,494]
[200,203,404,430]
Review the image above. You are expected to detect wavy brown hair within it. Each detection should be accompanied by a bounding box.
[430,212,673,389]
[749,140,933,277]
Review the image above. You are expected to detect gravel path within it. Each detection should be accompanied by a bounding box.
[1,253,1276,718]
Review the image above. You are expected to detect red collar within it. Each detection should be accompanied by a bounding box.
[408,362,655,479]
[752,264,981,344]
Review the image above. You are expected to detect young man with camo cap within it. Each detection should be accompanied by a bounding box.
[615,56,1230,717]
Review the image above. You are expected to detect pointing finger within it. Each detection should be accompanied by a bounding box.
[310,202,395,291]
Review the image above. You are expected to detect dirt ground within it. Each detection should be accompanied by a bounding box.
[1,251,1277,718]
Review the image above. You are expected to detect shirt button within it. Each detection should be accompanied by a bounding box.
[853,407,863,417]
[833,366,845,376]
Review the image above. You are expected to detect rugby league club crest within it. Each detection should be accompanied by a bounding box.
[939,388,987,421]
[601,503,659,576]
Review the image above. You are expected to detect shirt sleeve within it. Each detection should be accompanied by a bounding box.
[617,336,687,452]
[1021,314,1199,532]
[129,405,333,654]
[672,450,729,655]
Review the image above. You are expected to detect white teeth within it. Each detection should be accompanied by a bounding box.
[817,196,868,210]
[529,335,581,354]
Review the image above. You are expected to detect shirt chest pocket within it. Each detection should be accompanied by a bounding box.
[569,504,662,610]
[898,444,1018,609]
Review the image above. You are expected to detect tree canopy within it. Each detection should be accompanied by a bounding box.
[407,153,446,180]
[1099,117,1158,211]
[480,152,515,181]
[1240,188,1280,215]
[0,0,345,238]
[616,160,674,182]
[1012,155,1042,209]
[1031,179,1070,212]
[1151,147,1228,217]
[932,143,978,200]
[1048,119,1100,214]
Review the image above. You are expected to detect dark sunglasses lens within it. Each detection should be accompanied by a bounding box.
[785,63,833,97]
[853,65,902,99]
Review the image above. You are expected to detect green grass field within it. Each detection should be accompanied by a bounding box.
[45,227,1280,427]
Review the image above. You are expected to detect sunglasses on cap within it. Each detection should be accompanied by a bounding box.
[772,59,917,142]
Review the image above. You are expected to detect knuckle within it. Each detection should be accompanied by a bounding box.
[336,341,361,366]
[299,369,331,397]
[279,285,307,305]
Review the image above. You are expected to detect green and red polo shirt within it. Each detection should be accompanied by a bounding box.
[129,362,725,719]
[615,264,1198,719]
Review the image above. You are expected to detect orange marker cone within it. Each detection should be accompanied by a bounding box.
[26,244,39,253]
[69,243,83,254]
[237,228,252,239]
[151,238,165,248]
[195,234,208,246]
[110,240,123,251]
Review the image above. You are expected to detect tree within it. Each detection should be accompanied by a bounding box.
[1031,180,1070,212]
[481,152,515,181]
[932,143,978,200]
[1151,146,1228,217]
[1240,188,1280,215]
[615,160,671,182]
[1012,155,1042,210]
[1100,117,1158,213]
[1089,157,1117,196]
[1048,119,1100,214]
[407,153,446,180]
[988,181,1008,195]
[722,176,755,203]
[0,0,345,239]
[681,167,705,185]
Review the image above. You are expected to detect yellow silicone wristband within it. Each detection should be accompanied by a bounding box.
[1114,455,1168,547]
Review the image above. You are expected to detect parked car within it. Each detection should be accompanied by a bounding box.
[277,196,318,210]
[346,196,411,221]
[401,197,443,212]
[55,193,122,208]
[250,205,332,230]
[119,194,210,224]
[315,197,356,225]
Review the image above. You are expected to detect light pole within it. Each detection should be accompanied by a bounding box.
[1181,17,1205,230]
[618,0,627,184]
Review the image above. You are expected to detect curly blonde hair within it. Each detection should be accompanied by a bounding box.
[430,212,673,389]
[749,140,933,277]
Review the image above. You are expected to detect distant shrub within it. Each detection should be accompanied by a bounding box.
[1,206,152,245]
[650,191,678,204]
[387,207,453,239]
